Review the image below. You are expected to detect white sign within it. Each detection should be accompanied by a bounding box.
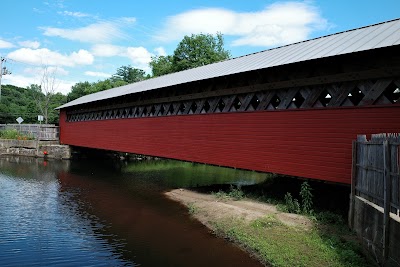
[38,115,44,122]
[16,117,23,124]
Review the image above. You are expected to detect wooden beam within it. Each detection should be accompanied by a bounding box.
[382,140,391,264]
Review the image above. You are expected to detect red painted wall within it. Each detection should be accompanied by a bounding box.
[59,106,400,184]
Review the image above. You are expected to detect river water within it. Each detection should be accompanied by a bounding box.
[0,156,268,267]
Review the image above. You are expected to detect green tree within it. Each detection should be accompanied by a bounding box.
[48,92,67,124]
[112,65,148,83]
[67,78,128,102]
[149,55,174,77]
[67,81,91,102]
[172,33,230,72]
[91,78,128,93]
[0,82,65,125]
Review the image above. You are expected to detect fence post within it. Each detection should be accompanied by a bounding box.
[349,140,357,229]
[383,140,391,265]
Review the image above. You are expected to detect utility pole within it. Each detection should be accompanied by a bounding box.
[0,57,12,101]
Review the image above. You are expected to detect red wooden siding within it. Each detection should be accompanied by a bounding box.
[59,106,400,184]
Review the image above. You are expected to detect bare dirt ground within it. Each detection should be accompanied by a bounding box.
[165,189,312,229]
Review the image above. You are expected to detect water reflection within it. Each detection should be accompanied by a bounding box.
[0,156,264,267]
[0,156,135,266]
[121,159,269,188]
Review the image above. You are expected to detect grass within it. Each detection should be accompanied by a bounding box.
[201,180,373,267]
[211,185,245,201]
[0,129,34,140]
[187,202,199,215]
[211,214,370,267]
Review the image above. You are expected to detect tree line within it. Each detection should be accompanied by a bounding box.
[0,33,230,124]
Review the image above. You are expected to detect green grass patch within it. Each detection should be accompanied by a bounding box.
[187,202,199,215]
[212,185,245,200]
[0,129,34,140]
[212,215,371,267]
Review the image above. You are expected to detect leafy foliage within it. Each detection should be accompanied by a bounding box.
[283,192,301,213]
[66,81,92,102]
[279,181,314,215]
[112,65,149,83]
[300,181,313,214]
[173,33,230,72]
[0,129,19,139]
[67,79,128,102]
[150,33,230,76]
[187,202,198,215]
[212,185,245,201]
[149,55,174,77]
[0,84,66,124]
[0,129,34,140]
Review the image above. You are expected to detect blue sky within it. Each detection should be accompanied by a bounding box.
[0,0,399,95]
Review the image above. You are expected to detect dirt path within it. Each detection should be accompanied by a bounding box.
[165,189,312,229]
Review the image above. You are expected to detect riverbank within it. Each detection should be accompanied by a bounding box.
[165,189,372,267]
[0,139,71,159]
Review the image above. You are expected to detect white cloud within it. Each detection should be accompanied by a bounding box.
[33,7,42,13]
[3,73,75,95]
[23,66,69,76]
[40,18,136,43]
[120,17,136,23]
[7,48,94,67]
[154,47,167,56]
[126,47,152,66]
[70,50,95,65]
[18,40,41,49]
[91,44,124,57]
[0,39,14,49]
[156,2,328,47]
[91,44,152,70]
[59,10,91,18]
[84,71,111,78]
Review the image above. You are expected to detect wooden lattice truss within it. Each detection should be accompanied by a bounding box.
[67,77,400,122]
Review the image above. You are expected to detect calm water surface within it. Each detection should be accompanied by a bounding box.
[0,156,268,267]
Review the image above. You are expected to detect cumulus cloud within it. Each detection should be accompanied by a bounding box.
[91,44,124,57]
[154,47,167,56]
[0,39,14,49]
[156,2,328,47]
[91,44,153,70]
[7,48,94,67]
[84,71,111,78]
[3,73,75,95]
[40,18,136,43]
[126,47,152,66]
[18,40,41,49]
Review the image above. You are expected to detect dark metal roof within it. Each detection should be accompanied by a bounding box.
[58,18,400,109]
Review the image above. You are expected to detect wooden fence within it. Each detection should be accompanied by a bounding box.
[0,124,59,141]
[351,133,400,265]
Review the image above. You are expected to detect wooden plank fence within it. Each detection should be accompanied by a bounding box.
[0,124,59,141]
[351,133,400,265]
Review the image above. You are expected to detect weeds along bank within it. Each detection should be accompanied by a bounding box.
[0,129,70,159]
[166,181,374,267]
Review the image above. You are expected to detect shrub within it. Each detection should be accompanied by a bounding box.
[300,181,313,214]
[228,185,245,200]
[0,129,19,139]
[212,185,245,201]
[284,192,301,214]
[0,129,34,140]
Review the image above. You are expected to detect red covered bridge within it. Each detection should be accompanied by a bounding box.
[57,19,400,184]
